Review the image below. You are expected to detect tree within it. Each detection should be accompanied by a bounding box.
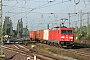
[16,18,23,38]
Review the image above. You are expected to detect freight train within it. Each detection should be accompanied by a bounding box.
[29,27,74,47]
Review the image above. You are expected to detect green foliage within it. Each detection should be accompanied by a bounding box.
[74,24,90,40]
[84,34,90,40]
[45,48,50,51]
[16,18,23,37]
[17,33,20,38]
[74,27,87,40]
[2,17,30,38]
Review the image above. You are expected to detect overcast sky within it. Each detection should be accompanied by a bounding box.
[2,0,90,31]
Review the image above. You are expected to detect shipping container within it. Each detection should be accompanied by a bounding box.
[39,30,44,40]
[43,30,49,40]
[36,30,39,39]
[36,30,44,40]
[29,31,36,40]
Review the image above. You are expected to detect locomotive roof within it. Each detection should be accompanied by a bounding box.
[58,27,73,30]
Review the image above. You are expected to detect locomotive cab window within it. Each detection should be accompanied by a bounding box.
[61,30,72,34]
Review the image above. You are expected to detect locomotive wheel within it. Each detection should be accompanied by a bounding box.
[58,44,63,48]
[55,43,59,47]
[49,42,52,46]
[47,42,50,45]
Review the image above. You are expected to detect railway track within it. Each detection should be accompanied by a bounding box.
[3,44,66,60]
[3,42,90,60]
[64,49,90,57]
[42,43,90,56]
[49,44,90,57]
[61,48,90,60]
[38,43,90,55]
[35,43,90,60]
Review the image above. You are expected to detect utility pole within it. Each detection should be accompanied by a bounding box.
[80,10,82,34]
[68,13,77,28]
[0,0,3,56]
[0,0,5,58]
[47,23,49,29]
[82,12,90,35]
[75,21,78,32]
[87,12,89,35]
[68,13,70,28]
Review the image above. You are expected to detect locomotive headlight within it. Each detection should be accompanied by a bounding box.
[61,36,65,38]
[69,37,73,39]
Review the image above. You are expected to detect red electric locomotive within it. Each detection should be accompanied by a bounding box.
[49,27,74,47]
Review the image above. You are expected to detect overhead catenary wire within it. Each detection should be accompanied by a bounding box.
[7,1,18,12]
[3,0,57,13]
[3,0,90,22]
[3,0,65,2]
[3,0,72,18]
[3,5,33,10]
[21,2,52,18]
[2,0,75,18]
[21,0,70,19]
[83,0,90,7]
[79,2,90,12]
[3,0,80,22]
[3,1,78,24]
[72,0,90,17]
[3,0,89,16]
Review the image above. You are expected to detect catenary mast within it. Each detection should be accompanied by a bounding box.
[0,0,4,58]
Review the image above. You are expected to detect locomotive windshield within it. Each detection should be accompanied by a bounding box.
[61,30,72,34]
